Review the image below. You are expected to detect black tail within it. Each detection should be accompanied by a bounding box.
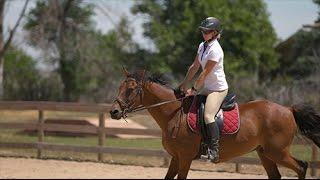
[292,104,320,148]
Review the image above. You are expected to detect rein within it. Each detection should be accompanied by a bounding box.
[130,96,187,113]
[117,96,187,119]
[114,85,188,119]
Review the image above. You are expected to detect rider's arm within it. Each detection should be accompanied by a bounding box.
[193,60,217,91]
[182,54,200,84]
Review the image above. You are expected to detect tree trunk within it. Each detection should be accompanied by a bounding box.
[56,0,76,101]
[0,0,5,99]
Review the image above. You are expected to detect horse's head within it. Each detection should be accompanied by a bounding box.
[109,67,146,120]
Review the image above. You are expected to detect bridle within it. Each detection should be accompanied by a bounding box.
[113,83,144,119]
[113,79,188,119]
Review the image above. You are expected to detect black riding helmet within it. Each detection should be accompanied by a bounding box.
[199,17,222,33]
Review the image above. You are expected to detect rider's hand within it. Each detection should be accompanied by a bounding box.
[178,81,188,93]
[186,88,197,96]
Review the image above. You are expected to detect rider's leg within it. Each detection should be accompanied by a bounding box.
[201,89,228,162]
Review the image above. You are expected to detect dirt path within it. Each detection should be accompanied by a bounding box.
[0,157,270,179]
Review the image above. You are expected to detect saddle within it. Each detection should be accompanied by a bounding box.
[186,92,240,137]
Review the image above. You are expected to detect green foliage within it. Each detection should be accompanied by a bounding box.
[269,0,319,80]
[3,47,63,101]
[292,29,320,78]
[132,0,278,81]
[62,17,151,102]
[275,28,320,80]
[3,47,38,100]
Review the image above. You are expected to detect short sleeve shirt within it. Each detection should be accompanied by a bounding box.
[197,39,228,91]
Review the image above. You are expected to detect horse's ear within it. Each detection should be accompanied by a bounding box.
[137,70,146,77]
[136,69,146,84]
[122,66,129,77]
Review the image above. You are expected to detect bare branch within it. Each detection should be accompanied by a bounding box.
[0,0,30,59]
[63,0,74,15]
[95,4,117,27]
[58,0,74,45]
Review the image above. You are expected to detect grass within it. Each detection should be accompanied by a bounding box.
[0,129,162,149]
[243,144,314,161]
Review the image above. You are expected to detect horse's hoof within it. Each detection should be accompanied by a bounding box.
[299,161,308,179]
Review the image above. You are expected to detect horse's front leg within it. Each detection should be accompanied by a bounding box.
[177,158,193,179]
[165,157,179,179]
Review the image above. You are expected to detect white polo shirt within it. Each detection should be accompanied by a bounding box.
[197,39,228,91]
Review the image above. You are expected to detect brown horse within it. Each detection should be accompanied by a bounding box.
[110,69,320,179]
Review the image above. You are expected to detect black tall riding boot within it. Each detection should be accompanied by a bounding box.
[200,121,220,163]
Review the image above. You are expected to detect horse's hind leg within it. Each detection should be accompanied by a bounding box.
[264,147,308,179]
[292,156,308,179]
[256,147,281,179]
[165,157,179,179]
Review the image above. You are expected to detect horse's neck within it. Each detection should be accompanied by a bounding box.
[143,82,182,131]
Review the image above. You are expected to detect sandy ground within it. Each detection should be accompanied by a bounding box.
[0,157,270,179]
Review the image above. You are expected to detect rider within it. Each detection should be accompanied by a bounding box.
[178,17,228,162]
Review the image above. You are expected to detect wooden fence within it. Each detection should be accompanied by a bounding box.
[0,101,319,176]
[0,101,167,162]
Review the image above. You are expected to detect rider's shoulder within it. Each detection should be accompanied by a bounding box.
[198,41,205,48]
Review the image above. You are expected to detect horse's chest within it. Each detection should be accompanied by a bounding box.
[162,133,201,158]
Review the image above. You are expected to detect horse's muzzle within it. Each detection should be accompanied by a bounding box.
[109,109,122,120]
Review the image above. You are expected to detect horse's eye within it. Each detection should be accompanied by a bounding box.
[128,82,136,88]
[125,88,133,98]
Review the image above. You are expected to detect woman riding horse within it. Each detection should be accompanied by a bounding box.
[178,17,228,163]
[110,68,320,179]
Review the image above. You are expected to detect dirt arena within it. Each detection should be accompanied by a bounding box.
[0,157,272,179]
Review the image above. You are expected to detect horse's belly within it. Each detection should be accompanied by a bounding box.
[218,132,260,162]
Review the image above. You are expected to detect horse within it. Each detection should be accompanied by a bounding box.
[109,69,320,179]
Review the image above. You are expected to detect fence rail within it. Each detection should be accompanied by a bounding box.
[0,101,111,113]
[0,142,169,157]
[0,101,319,176]
[0,122,162,136]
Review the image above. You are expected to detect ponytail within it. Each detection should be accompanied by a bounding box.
[217,33,221,40]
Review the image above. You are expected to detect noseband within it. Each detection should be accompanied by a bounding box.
[114,85,144,119]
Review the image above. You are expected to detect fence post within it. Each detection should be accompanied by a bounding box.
[37,110,44,159]
[235,162,240,173]
[163,156,170,167]
[98,113,105,162]
[311,144,318,176]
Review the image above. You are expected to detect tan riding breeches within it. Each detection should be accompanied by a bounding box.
[200,88,228,124]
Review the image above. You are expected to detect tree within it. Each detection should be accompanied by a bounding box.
[76,17,152,102]
[275,0,320,79]
[3,47,38,100]
[24,0,95,101]
[266,0,320,109]
[132,0,278,82]
[4,46,63,101]
[0,0,29,99]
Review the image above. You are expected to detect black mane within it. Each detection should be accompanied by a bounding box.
[148,74,168,86]
[129,70,184,98]
[128,71,169,85]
